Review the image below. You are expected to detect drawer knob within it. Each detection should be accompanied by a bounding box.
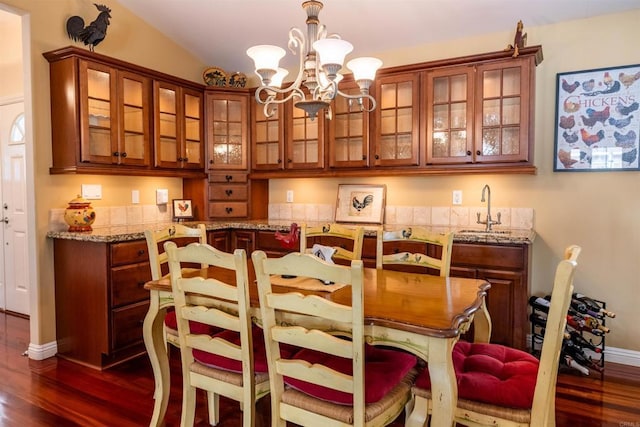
[225,207,233,214]
[225,175,232,182]
[138,249,145,255]
[225,189,233,196]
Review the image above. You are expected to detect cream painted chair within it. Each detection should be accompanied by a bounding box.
[252,250,418,427]
[299,223,365,263]
[376,226,453,276]
[166,242,270,427]
[144,223,208,349]
[406,245,580,427]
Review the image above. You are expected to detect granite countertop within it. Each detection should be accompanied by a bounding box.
[47,220,535,245]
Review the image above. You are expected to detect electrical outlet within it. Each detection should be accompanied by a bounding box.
[452,190,462,205]
[286,190,294,203]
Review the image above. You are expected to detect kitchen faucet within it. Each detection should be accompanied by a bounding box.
[476,184,501,231]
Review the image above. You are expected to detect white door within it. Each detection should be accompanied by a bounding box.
[0,100,29,315]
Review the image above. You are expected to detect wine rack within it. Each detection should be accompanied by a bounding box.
[529,293,611,377]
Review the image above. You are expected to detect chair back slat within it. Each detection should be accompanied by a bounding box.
[276,358,355,394]
[145,223,207,280]
[300,223,365,262]
[376,226,453,276]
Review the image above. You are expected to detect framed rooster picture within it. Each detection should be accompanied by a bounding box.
[172,199,193,221]
[335,184,386,224]
[554,63,640,171]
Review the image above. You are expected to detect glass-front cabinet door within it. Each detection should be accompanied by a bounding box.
[286,97,325,170]
[424,66,474,165]
[252,92,284,171]
[328,81,369,168]
[118,70,151,166]
[80,60,151,166]
[154,82,204,169]
[206,92,248,170]
[475,58,530,163]
[372,73,420,167]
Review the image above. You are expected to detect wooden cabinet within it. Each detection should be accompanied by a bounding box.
[252,93,285,171]
[206,90,249,171]
[44,46,205,178]
[424,57,534,165]
[231,230,256,254]
[372,72,421,167]
[207,172,249,218]
[153,81,204,170]
[53,238,151,369]
[450,243,531,350]
[328,80,371,169]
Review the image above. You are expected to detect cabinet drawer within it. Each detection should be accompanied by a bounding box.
[111,262,152,307]
[111,300,149,350]
[452,243,525,270]
[111,240,149,266]
[209,172,248,184]
[209,202,248,218]
[209,184,248,201]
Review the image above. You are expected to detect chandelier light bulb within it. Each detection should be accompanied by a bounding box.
[246,45,286,84]
[347,57,383,82]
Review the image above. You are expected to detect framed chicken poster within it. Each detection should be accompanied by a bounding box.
[554,63,640,171]
[335,184,386,224]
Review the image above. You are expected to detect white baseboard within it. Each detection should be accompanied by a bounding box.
[27,340,57,360]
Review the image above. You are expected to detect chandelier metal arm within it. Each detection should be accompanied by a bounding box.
[335,89,378,112]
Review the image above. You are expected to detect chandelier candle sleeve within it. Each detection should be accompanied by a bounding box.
[246,0,382,120]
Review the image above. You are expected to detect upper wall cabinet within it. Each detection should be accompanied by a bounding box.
[44,46,206,178]
[249,45,542,179]
[206,90,249,171]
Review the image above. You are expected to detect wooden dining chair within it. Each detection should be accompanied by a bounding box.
[252,250,418,427]
[376,226,454,276]
[144,223,210,349]
[166,242,271,427]
[406,245,580,427]
[299,223,365,263]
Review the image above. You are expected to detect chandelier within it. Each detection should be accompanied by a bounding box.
[246,1,382,120]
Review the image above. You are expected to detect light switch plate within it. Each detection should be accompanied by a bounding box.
[131,190,140,204]
[81,184,102,200]
[452,190,462,205]
[156,189,169,205]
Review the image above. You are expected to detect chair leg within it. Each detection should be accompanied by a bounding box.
[405,394,430,427]
[162,323,170,354]
[207,392,219,425]
[181,383,197,426]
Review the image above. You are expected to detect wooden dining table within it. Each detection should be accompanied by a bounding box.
[143,261,491,427]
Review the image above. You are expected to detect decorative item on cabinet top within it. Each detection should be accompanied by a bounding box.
[66,3,112,52]
[64,195,96,232]
[203,66,247,88]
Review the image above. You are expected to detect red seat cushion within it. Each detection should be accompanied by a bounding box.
[284,344,417,405]
[193,326,297,373]
[164,309,219,336]
[414,341,539,409]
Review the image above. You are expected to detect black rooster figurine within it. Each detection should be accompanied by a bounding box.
[66,3,111,51]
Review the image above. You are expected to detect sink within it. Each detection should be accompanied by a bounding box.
[457,229,512,235]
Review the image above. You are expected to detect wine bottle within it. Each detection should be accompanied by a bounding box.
[568,330,602,353]
[566,315,605,336]
[570,298,604,319]
[561,354,590,375]
[563,339,592,366]
[529,296,551,313]
[582,314,610,334]
[573,293,616,318]
[529,312,547,327]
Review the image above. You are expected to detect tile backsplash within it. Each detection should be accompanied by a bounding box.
[268,203,534,229]
[49,204,172,231]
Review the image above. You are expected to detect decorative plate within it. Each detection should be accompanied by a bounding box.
[228,72,247,88]
[203,66,228,87]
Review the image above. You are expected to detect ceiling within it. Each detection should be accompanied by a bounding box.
[115,0,640,76]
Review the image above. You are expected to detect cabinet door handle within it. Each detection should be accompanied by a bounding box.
[113,151,120,157]
[209,159,214,164]
[121,152,127,158]
[137,281,146,287]
[183,157,188,162]
[277,159,282,164]
[362,155,367,160]
[467,150,472,156]
[287,159,292,163]
[375,154,379,160]
[225,189,233,196]
[476,150,481,156]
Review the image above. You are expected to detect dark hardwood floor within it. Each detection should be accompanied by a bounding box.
[1,311,639,426]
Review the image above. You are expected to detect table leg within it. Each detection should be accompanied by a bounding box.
[143,290,170,427]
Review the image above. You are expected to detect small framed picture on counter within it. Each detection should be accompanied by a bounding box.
[172,199,193,221]
[335,184,386,224]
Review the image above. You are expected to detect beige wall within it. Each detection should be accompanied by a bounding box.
[3,0,639,353]
[0,10,23,97]
[271,12,640,352]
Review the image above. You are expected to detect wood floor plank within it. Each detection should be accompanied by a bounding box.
[2,311,639,426]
